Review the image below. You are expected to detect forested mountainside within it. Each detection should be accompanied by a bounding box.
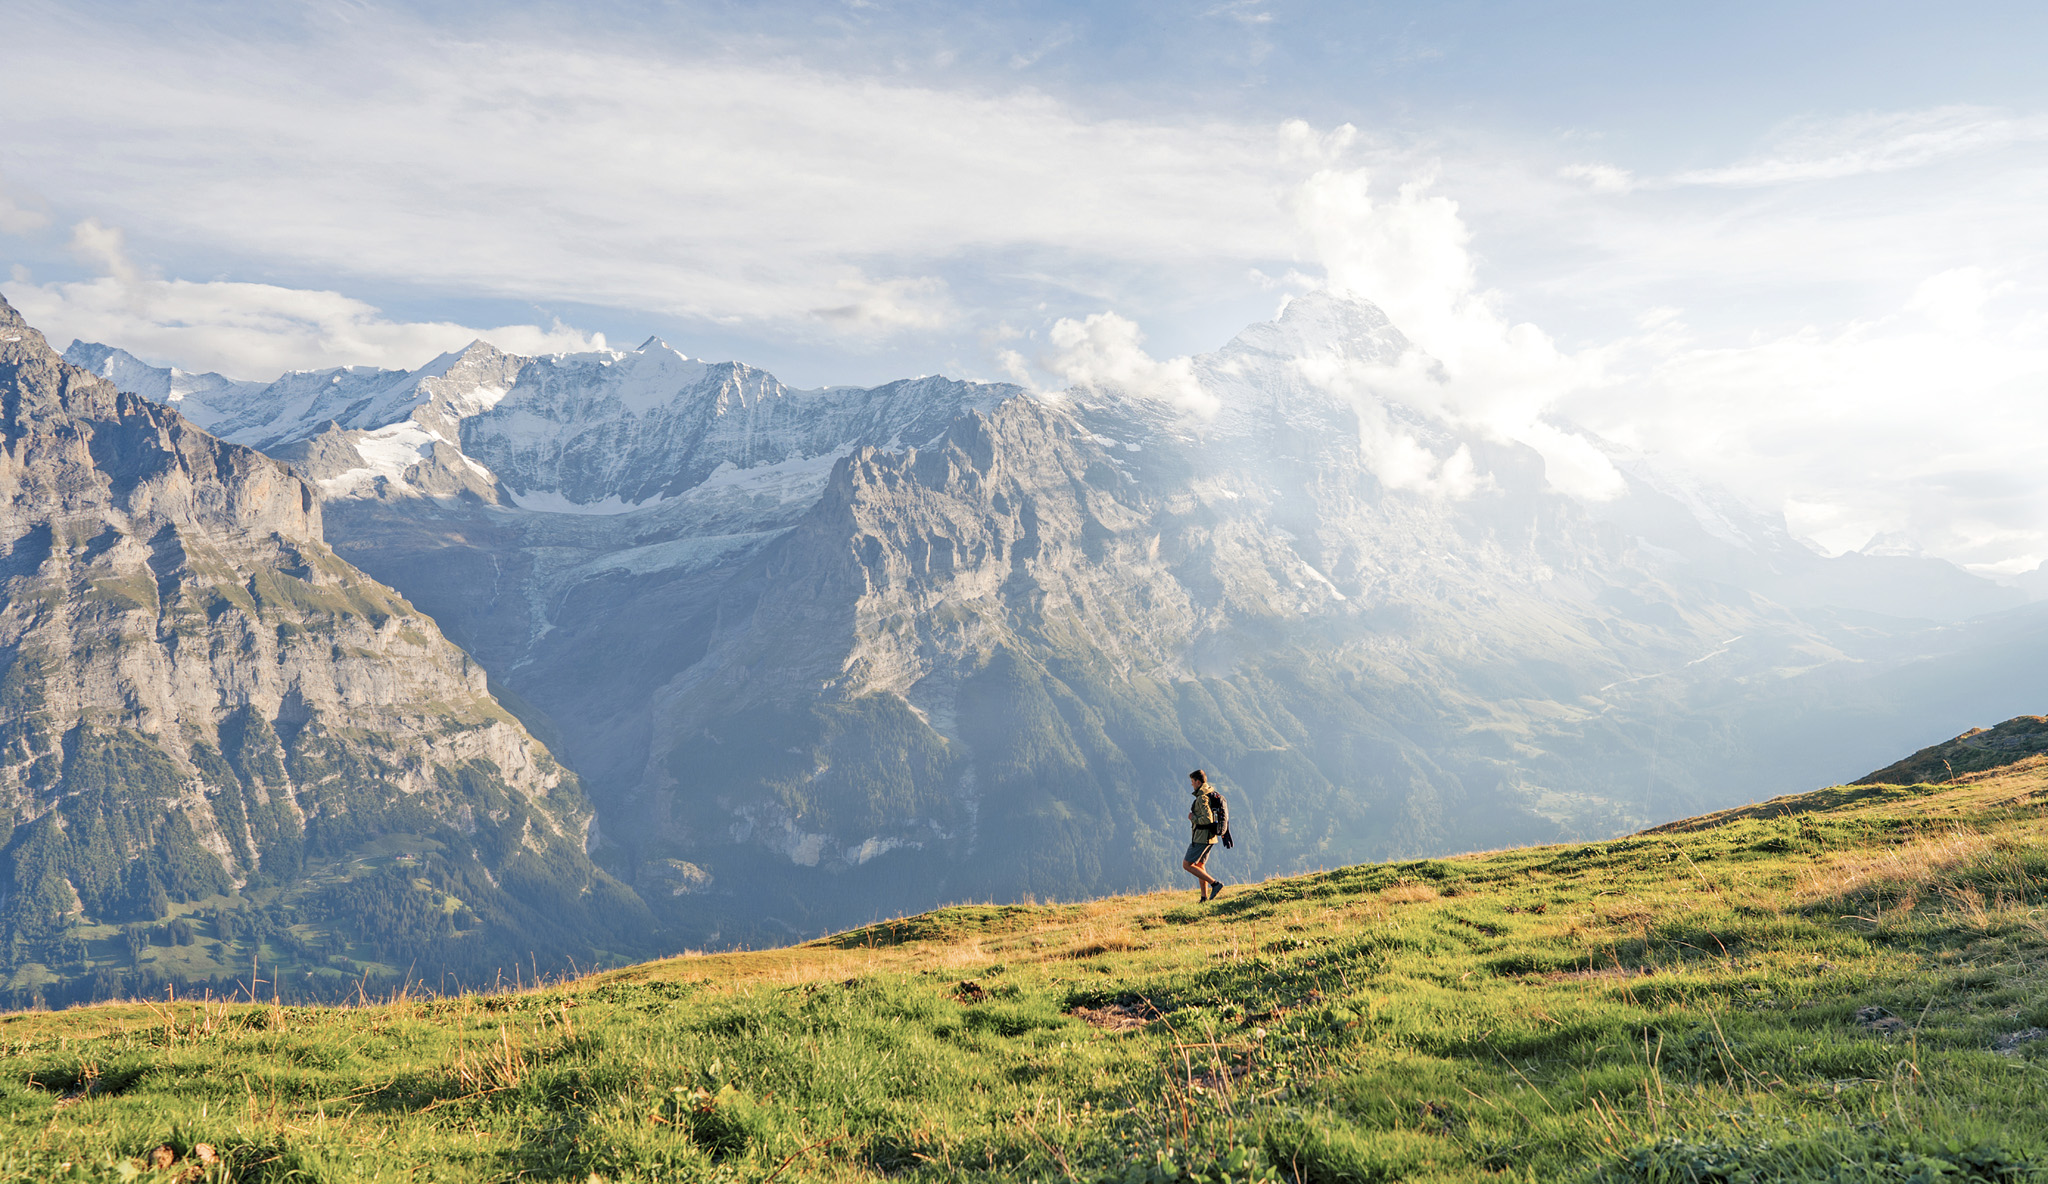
[0,296,648,1009]
[67,292,2048,951]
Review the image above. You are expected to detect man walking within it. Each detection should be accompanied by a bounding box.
[1182,769,1226,901]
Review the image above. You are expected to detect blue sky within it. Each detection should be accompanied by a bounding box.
[4,1,2046,571]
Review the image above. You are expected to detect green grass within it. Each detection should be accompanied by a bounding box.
[9,759,2048,1181]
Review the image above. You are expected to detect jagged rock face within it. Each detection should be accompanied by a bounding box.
[104,339,1022,841]
[570,297,2043,939]
[69,292,2048,949]
[68,334,1010,512]
[614,333,1704,924]
[0,298,646,1005]
[455,354,1007,508]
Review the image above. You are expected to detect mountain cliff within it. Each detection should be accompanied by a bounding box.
[65,292,2048,948]
[0,296,647,1007]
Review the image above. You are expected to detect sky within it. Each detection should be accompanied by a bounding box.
[3,0,2046,573]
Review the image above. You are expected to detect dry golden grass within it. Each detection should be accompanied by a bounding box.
[1795,825,2048,932]
[1379,882,1439,905]
[15,760,2048,1183]
[1798,827,1991,907]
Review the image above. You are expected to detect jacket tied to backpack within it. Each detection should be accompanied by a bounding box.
[1190,785,1233,848]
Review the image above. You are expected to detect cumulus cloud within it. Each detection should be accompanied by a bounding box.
[1037,311,1219,416]
[6,220,602,377]
[1292,353,1484,499]
[1905,266,1999,337]
[68,218,142,285]
[1293,166,1625,501]
[5,0,2046,572]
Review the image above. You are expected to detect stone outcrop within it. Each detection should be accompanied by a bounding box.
[65,292,2048,950]
[0,297,646,1004]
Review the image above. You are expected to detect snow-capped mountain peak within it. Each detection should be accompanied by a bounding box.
[61,340,266,425]
[1221,289,1414,368]
[71,330,1011,513]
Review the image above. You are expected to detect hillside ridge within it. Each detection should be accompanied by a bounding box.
[1856,714,2048,786]
[64,298,2048,954]
[7,735,2048,1181]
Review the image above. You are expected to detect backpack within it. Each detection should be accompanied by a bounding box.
[1208,789,1234,849]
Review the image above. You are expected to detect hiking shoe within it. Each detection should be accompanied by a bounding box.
[1209,882,1226,901]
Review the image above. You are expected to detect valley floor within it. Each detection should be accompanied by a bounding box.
[8,760,2048,1181]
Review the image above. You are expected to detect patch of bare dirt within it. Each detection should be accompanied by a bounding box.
[1069,1001,1157,1031]
[1188,1062,1254,1093]
[1853,1005,1913,1038]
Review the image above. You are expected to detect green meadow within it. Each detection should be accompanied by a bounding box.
[8,758,2048,1182]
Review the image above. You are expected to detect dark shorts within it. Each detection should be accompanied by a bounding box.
[1184,831,1218,865]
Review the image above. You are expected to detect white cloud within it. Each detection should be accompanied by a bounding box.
[4,1,2046,573]
[1274,117,2048,561]
[6,221,602,376]
[0,12,1299,338]
[1569,277,2048,568]
[1039,311,1218,416]
[1008,25,1075,69]
[1559,163,1635,194]
[68,218,142,285]
[1293,167,1626,501]
[1905,266,1999,337]
[809,276,956,332]
[994,347,1035,387]
[1277,119,1359,167]
[1291,353,1484,499]
[0,173,51,236]
[1207,0,1275,25]
[1674,106,2048,187]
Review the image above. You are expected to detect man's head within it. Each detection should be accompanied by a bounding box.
[1189,769,1206,788]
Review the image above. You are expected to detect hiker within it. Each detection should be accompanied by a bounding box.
[1182,769,1231,901]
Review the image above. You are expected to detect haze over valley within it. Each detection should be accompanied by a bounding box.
[2,1,2045,1008]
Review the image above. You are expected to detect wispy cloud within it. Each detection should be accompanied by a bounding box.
[1293,167,1624,501]
[1008,24,1075,69]
[1206,0,1275,26]
[10,220,602,376]
[4,3,2047,573]
[1558,163,1635,194]
[0,172,50,235]
[0,9,1299,340]
[1675,106,2048,187]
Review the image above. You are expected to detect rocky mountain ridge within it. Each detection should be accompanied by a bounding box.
[0,296,647,1007]
[64,291,2048,946]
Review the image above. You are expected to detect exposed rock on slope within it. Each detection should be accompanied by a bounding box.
[0,297,646,1005]
[1856,715,2048,785]
[69,292,2048,947]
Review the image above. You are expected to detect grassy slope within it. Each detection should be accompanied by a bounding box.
[8,759,2048,1182]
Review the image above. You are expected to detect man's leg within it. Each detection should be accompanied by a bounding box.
[1200,845,1225,900]
[1183,844,1221,898]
